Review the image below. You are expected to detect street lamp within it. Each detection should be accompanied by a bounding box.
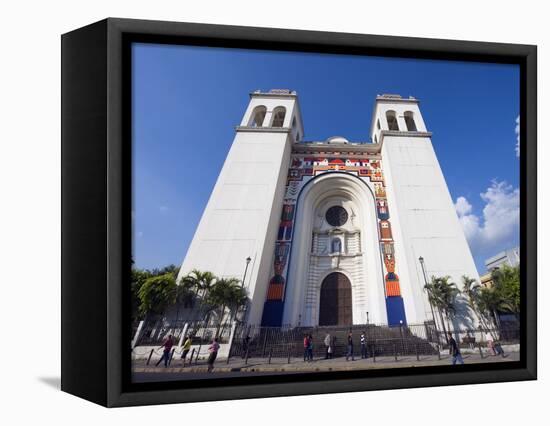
[242,256,252,288]
[236,256,252,324]
[399,320,404,354]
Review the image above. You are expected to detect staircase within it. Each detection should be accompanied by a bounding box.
[231,323,440,359]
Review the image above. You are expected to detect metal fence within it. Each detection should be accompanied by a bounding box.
[134,318,234,346]
[132,318,519,362]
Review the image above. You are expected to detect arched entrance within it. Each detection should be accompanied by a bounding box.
[319,272,352,326]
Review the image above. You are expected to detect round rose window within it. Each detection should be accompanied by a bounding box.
[325,206,348,227]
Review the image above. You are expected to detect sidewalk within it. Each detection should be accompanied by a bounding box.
[133,351,519,375]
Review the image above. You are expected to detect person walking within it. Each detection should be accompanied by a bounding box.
[360,331,368,359]
[180,335,192,366]
[242,335,250,359]
[303,334,310,362]
[307,334,314,361]
[485,332,497,356]
[346,332,354,361]
[491,333,506,357]
[155,334,174,368]
[448,332,464,365]
[207,337,220,373]
[324,333,331,359]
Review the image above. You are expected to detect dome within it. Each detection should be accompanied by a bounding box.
[326,136,349,144]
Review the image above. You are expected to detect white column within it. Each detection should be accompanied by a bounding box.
[131,320,144,349]
[178,322,189,347]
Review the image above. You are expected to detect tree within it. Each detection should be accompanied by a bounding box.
[205,278,246,322]
[461,275,493,332]
[131,268,152,320]
[204,277,248,336]
[491,265,520,317]
[477,286,503,329]
[424,276,459,341]
[181,269,216,299]
[137,273,177,317]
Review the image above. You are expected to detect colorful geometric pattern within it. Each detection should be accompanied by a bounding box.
[262,150,406,326]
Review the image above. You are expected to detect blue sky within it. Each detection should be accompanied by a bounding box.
[132,43,520,275]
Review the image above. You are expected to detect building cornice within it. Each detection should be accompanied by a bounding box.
[249,91,298,100]
[235,126,292,133]
[375,96,420,104]
[379,130,432,144]
[292,142,382,155]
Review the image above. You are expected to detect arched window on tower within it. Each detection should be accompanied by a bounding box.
[331,237,342,254]
[271,107,286,127]
[249,105,267,127]
[404,111,417,131]
[386,110,399,130]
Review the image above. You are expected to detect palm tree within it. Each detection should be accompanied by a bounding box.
[205,278,247,336]
[491,265,520,319]
[173,278,197,322]
[181,269,216,297]
[461,275,494,333]
[180,269,217,319]
[424,277,448,341]
[205,278,242,319]
[477,286,503,329]
[437,276,460,332]
[424,276,459,342]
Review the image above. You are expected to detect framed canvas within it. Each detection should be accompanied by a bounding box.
[61,18,537,407]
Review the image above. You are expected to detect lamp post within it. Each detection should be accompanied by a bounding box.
[236,256,252,324]
[242,256,252,288]
[419,256,438,336]
[399,319,404,351]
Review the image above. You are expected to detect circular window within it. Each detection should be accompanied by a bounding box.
[325,206,348,227]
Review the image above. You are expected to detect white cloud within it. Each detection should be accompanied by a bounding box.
[454,196,472,216]
[515,115,520,158]
[455,180,519,254]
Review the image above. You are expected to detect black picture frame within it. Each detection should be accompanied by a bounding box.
[61,17,537,407]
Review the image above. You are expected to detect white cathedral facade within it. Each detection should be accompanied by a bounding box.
[177,89,480,328]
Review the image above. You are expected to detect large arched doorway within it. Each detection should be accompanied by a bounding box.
[319,272,352,325]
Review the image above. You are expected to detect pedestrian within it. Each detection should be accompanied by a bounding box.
[360,331,368,359]
[307,334,314,361]
[346,332,354,361]
[448,332,464,365]
[180,335,192,366]
[324,333,331,359]
[328,340,334,359]
[207,337,220,373]
[155,334,174,367]
[485,332,497,356]
[493,337,506,357]
[242,335,250,358]
[303,334,309,362]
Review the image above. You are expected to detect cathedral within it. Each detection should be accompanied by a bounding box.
[178,89,480,328]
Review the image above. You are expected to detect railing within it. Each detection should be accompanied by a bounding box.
[132,318,519,363]
[134,318,234,346]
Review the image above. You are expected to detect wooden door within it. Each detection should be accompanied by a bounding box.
[319,272,352,326]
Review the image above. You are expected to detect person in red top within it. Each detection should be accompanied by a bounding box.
[303,335,310,362]
[207,338,220,373]
[155,334,174,367]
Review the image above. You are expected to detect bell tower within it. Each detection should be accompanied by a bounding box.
[373,94,480,328]
[178,89,303,326]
